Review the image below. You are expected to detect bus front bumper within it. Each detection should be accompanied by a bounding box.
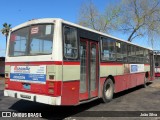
[4,90,61,105]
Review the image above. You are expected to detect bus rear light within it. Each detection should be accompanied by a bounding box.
[49,75,54,80]
[48,89,54,94]
[49,82,54,87]
[47,81,62,96]
[5,84,8,88]
[5,78,8,83]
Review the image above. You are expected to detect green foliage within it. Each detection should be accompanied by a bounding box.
[1,23,11,36]
[1,23,11,43]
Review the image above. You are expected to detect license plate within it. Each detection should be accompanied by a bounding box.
[20,94,31,99]
[23,83,30,90]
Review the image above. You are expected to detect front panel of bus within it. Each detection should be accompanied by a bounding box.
[4,19,63,105]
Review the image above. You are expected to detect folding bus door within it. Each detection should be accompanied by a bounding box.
[79,38,99,101]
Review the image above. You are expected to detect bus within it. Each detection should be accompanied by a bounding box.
[154,51,160,77]
[4,18,154,105]
[0,57,5,77]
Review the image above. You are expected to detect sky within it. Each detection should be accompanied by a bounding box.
[0,0,158,56]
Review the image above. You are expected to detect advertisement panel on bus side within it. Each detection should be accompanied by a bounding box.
[130,64,144,73]
[10,66,46,84]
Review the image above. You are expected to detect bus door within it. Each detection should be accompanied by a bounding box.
[79,38,99,101]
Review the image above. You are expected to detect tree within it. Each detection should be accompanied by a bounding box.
[118,0,160,42]
[77,0,160,47]
[77,0,121,33]
[1,23,11,44]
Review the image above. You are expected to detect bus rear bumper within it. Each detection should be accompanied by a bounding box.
[4,90,61,105]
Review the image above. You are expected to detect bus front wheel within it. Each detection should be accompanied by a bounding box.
[102,78,114,103]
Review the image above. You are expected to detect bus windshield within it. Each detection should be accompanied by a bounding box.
[9,24,54,56]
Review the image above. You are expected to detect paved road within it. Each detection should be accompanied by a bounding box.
[0,78,160,120]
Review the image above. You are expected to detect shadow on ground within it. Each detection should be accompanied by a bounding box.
[113,82,152,99]
[9,83,152,119]
[10,99,101,119]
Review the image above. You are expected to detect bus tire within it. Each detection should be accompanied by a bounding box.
[102,78,114,103]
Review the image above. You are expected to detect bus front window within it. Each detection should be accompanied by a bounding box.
[9,24,54,56]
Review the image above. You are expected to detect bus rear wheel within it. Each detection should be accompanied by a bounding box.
[102,78,114,103]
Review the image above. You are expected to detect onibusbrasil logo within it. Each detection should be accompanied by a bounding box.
[2,112,42,118]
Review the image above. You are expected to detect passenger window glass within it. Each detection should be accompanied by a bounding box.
[116,42,127,62]
[30,24,54,55]
[101,37,116,61]
[9,27,29,56]
[9,24,54,56]
[128,45,136,62]
[136,47,144,63]
[144,50,149,63]
[64,26,78,58]
[121,43,127,62]
[116,42,122,61]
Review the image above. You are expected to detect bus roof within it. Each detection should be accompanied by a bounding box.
[11,18,152,50]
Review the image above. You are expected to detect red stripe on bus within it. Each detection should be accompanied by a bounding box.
[5,61,55,65]
[54,61,63,65]
[100,62,123,66]
[5,61,80,65]
[63,61,80,65]
[144,64,150,66]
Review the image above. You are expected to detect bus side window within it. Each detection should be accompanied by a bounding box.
[115,42,127,62]
[63,26,78,59]
[128,45,136,62]
[144,49,149,63]
[136,47,144,63]
[116,42,122,61]
[121,42,127,62]
[101,37,116,61]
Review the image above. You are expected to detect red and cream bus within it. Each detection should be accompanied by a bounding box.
[4,18,154,105]
[154,51,160,77]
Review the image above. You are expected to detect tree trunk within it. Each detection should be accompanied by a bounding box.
[6,35,8,46]
[127,29,136,42]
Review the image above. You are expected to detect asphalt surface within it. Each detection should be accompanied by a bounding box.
[0,77,160,120]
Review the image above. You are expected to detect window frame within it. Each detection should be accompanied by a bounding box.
[116,41,128,62]
[100,36,116,62]
[144,49,150,64]
[63,25,78,59]
[127,45,137,63]
[9,26,30,57]
[29,24,54,56]
[136,46,145,63]
[8,23,54,57]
